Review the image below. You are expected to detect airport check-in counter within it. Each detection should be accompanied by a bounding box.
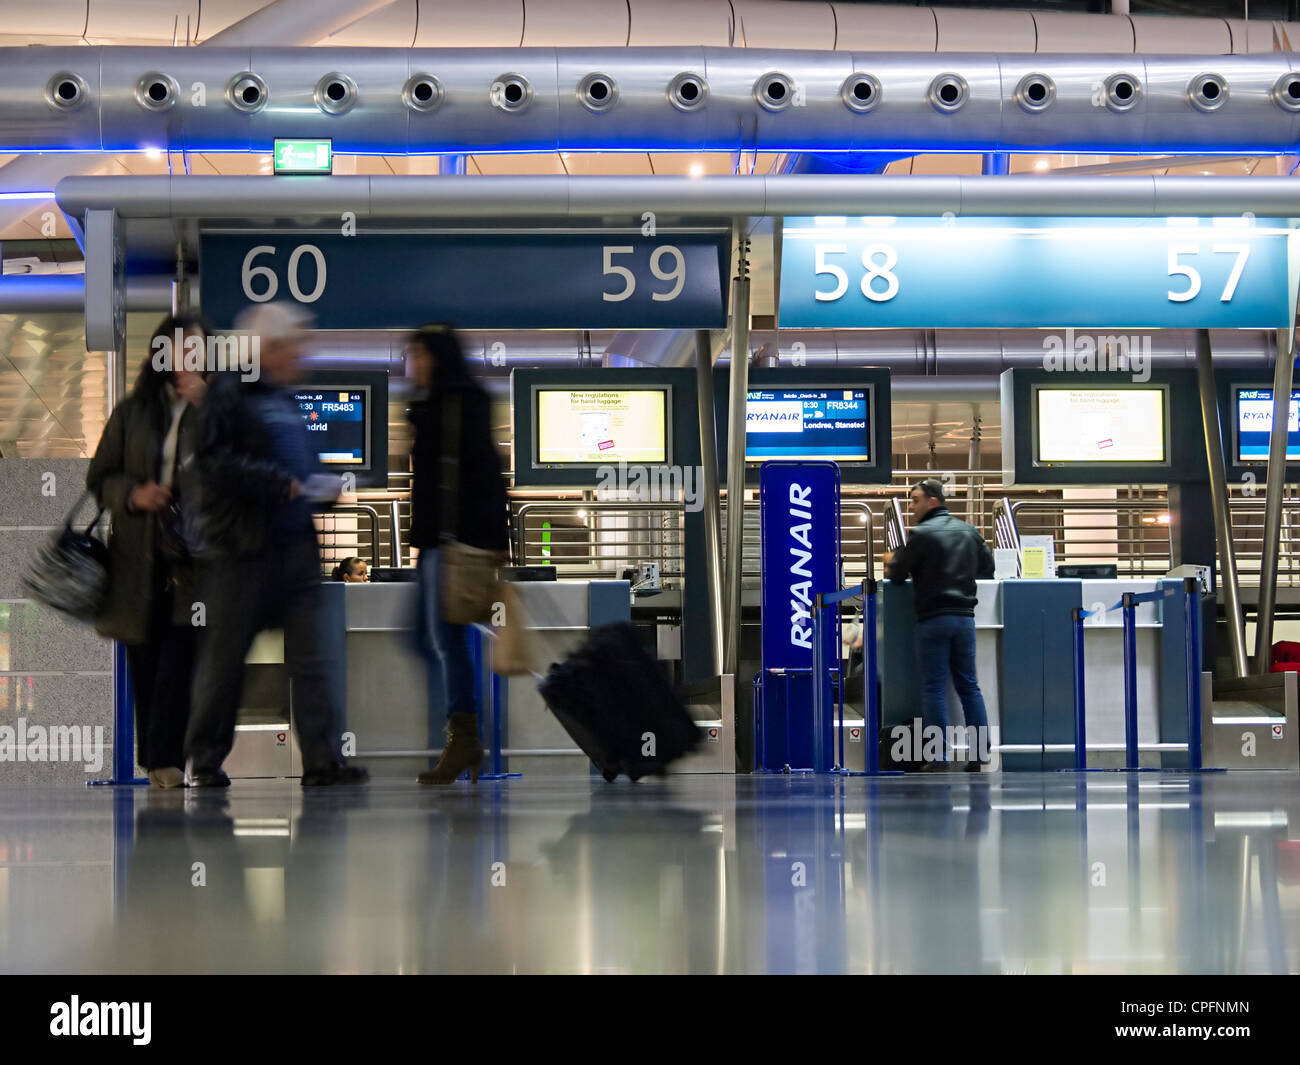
[878,578,1209,770]
[226,577,733,780]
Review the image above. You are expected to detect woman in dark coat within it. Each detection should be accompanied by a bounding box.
[406,324,509,785]
[87,313,209,788]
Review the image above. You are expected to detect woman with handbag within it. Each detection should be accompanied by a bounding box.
[407,324,509,785]
[86,313,209,788]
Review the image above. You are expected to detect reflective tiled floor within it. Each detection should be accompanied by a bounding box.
[1,772,1298,974]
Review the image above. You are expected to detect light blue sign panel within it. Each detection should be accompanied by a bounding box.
[779,216,1293,329]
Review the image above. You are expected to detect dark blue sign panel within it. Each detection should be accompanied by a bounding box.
[200,231,728,330]
[760,461,841,671]
[780,216,1293,329]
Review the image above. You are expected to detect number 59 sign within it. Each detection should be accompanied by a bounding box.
[200,231,728,330]
[779,216,1293,329]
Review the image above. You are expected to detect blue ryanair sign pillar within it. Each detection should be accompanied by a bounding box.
[757,461,841,771]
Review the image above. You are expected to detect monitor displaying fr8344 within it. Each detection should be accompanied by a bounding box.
[1032,385,1169,466]
[534,386,670,466]
[1234,386,1300,463]
[294,385,371,469]
[745,387,872,462]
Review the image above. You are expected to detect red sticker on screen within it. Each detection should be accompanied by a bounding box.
[597,440,615,450]
[1097,438,1114,449]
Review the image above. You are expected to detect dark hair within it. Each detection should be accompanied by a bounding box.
[915,478,946,504]
[332,557,364,581]
[135,312,211,404]
[408,323,472,390]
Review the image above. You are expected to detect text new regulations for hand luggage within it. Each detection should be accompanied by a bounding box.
[758,462,841,771]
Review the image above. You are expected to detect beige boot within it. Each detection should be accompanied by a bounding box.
[417,713,485,785]
[154,767,185,789]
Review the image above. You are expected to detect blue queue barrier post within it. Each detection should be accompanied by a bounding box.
[90,642,148,788]
[471,626,521,782]
[1183,576,1212,773]
[813,581,901,777]
[1071,607,1089,772]
[1074,586,1219,773]
[1122,593,1140,771]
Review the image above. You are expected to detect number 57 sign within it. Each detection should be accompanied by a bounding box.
[779,216,1293,329]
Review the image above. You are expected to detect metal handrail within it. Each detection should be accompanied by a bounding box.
[511,497,877,581]
[883,498,907,552]
[316,503,383,569]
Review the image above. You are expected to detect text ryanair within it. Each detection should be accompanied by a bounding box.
[788,482,814,650]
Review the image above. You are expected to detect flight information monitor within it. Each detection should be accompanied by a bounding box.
[294,385,371,469]
[745,387,872,462]
[534,386,670,466]
[1234,386,1300,463]
[1033,386,1168,465]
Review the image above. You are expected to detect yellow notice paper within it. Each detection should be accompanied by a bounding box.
[1021,547,1047,579]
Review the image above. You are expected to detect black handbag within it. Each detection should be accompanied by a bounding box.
[21,492,111,622]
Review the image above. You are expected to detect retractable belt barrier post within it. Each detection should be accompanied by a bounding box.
[1070,582,1218,773]
[811,579,902,777]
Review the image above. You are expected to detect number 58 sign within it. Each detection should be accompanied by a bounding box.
[779,216,1292,329]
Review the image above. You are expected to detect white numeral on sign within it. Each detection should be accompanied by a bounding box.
[650,245,685,301]
[1167,244,1252,303]
[240,244,327,304]
[286,244,326,303]
[241,245,278,303]
[1213,243,1250,302]
[602,245,689,302]
[602,245,636,302]
[860,243,900,302]
[813,243,900,302]
[1167,245,1201,302]
[814,244,849,301]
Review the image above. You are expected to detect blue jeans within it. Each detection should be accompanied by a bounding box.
[915,614,988,758]
[415,550,477,722]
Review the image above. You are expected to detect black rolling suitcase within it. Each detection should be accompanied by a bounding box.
[538,623,701,781]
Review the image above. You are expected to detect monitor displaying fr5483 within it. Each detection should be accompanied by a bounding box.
[294,385,371,469]
[1032,386,1168,465]
[534,386,670,466]
[1234,386,1300,463]
[745,387,872,462]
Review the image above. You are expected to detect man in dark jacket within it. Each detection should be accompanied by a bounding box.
[183,303,367,788]
[886,478,995,770]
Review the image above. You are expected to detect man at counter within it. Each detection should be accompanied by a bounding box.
[885,479,995,772]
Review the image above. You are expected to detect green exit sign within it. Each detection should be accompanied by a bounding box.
[273,139,332,175]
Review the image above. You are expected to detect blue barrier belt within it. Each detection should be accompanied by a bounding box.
[1077,587,1181,619]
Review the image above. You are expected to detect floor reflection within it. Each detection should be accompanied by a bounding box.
[1,772,1297,974]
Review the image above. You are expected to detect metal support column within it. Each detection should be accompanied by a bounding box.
[694,329,725,677]
[722,239,752,677]
[1254,332,1296,672]
[1194,328,1249,678]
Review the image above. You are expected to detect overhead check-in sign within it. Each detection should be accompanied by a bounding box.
[199,231,728,330]
[273,139,333,175]
[779,216,1295,329]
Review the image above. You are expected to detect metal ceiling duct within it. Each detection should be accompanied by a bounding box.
[6,46,1300,154]
[53,173,1300,221]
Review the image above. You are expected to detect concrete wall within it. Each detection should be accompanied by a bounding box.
[0,459,115,785]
